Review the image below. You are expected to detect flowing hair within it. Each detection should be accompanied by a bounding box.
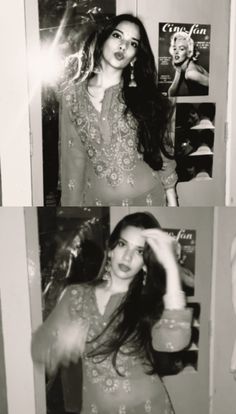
[86,212,167,375]
[65,14,174,170]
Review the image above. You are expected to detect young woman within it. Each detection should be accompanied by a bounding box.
[168,31,209,97]
[59,14,178,206]
[32,212,192,413]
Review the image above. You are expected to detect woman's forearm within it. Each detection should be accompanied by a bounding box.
[165,187,178,206]
[164,261,186,309]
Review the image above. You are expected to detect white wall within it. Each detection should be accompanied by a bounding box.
[0,208,44,414]
[0,2,33,206]
[226,0,236,205]
[210,207,236,413]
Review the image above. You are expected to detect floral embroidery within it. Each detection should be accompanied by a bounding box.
[155,318,191,329]
[123,379,131,393]
[90,403,98,413]
[68,138,74,147]
[82,288,142,394]
[95,199,102,206]
[145,399,152,412]
[84,350,134,393]
[164,396,174,414]
[68,285,182,413]
[146,193,153,206]
[69,286,84,317]
[165,342,174,351]
[65,84,140,188]
[68,179,75,190]
[119,405,127,414]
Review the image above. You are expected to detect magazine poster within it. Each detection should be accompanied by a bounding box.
[164,228,196,296]
[174,102,215,182]
[158,22,211,97]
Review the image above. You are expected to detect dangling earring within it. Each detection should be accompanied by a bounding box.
[93,66,101,74]
[142,267,147,286]
[102,258,112,287]
[129,61,137,87]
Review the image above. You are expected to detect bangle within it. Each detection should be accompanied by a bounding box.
[163,290,186,310]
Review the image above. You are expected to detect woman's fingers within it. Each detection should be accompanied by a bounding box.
[141,229,177,267]
[141,229,176,246]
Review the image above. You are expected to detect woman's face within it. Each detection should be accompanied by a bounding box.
[101,21,140,70]
[110,225,145,283]
[172,38,189,65]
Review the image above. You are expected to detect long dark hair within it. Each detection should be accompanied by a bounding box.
[87,212,167,375]
[87,14,174,170]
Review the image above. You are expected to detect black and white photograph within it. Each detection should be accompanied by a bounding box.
[158,22,211,97]
[1,206,236,414]
[1,1,236,414]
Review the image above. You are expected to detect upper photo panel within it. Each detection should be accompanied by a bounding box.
[1,0,236,206]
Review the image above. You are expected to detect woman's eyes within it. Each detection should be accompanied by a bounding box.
[117,241,143,255]
[112,31,121,39]
[111,32,138,49]
[131,42,138,49]
[173,46,186,52]
[117,240,125,247]
[136,249,144,256]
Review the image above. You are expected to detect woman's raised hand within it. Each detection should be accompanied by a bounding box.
[141,228,178,271]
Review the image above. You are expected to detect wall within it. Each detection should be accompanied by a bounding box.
[211,207,236,413]
[226,0,236,205]
[0,2,33,206]
[0,209,39,414]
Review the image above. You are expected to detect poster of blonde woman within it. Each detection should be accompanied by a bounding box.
[158,23,211,97]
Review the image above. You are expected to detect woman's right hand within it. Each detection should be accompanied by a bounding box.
[141,228,178,272]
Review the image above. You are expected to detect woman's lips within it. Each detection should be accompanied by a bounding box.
[118,264,131,272]
[114,52,125,61]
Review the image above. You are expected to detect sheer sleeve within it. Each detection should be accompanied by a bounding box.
[59,89,87,206]
[151,308,192,352]
[31,285,89,375]
[158,151,178,190]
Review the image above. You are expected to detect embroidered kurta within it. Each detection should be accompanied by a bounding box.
[32,284,192,414]
[59,82,177,206]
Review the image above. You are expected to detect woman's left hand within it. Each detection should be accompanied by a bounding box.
[141,228,178,271]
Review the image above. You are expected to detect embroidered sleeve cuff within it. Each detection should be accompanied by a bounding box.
[151,308,193,352]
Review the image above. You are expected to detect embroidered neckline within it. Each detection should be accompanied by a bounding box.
[92,287,125,317]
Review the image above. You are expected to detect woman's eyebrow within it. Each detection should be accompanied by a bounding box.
[119,237,144,249]
[114,29,140,43]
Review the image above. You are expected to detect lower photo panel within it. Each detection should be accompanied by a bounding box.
[0,207,235,414]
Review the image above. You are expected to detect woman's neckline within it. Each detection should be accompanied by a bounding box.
[86,77,122,91]
[92,285,126,317]
[84,79,122,114]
